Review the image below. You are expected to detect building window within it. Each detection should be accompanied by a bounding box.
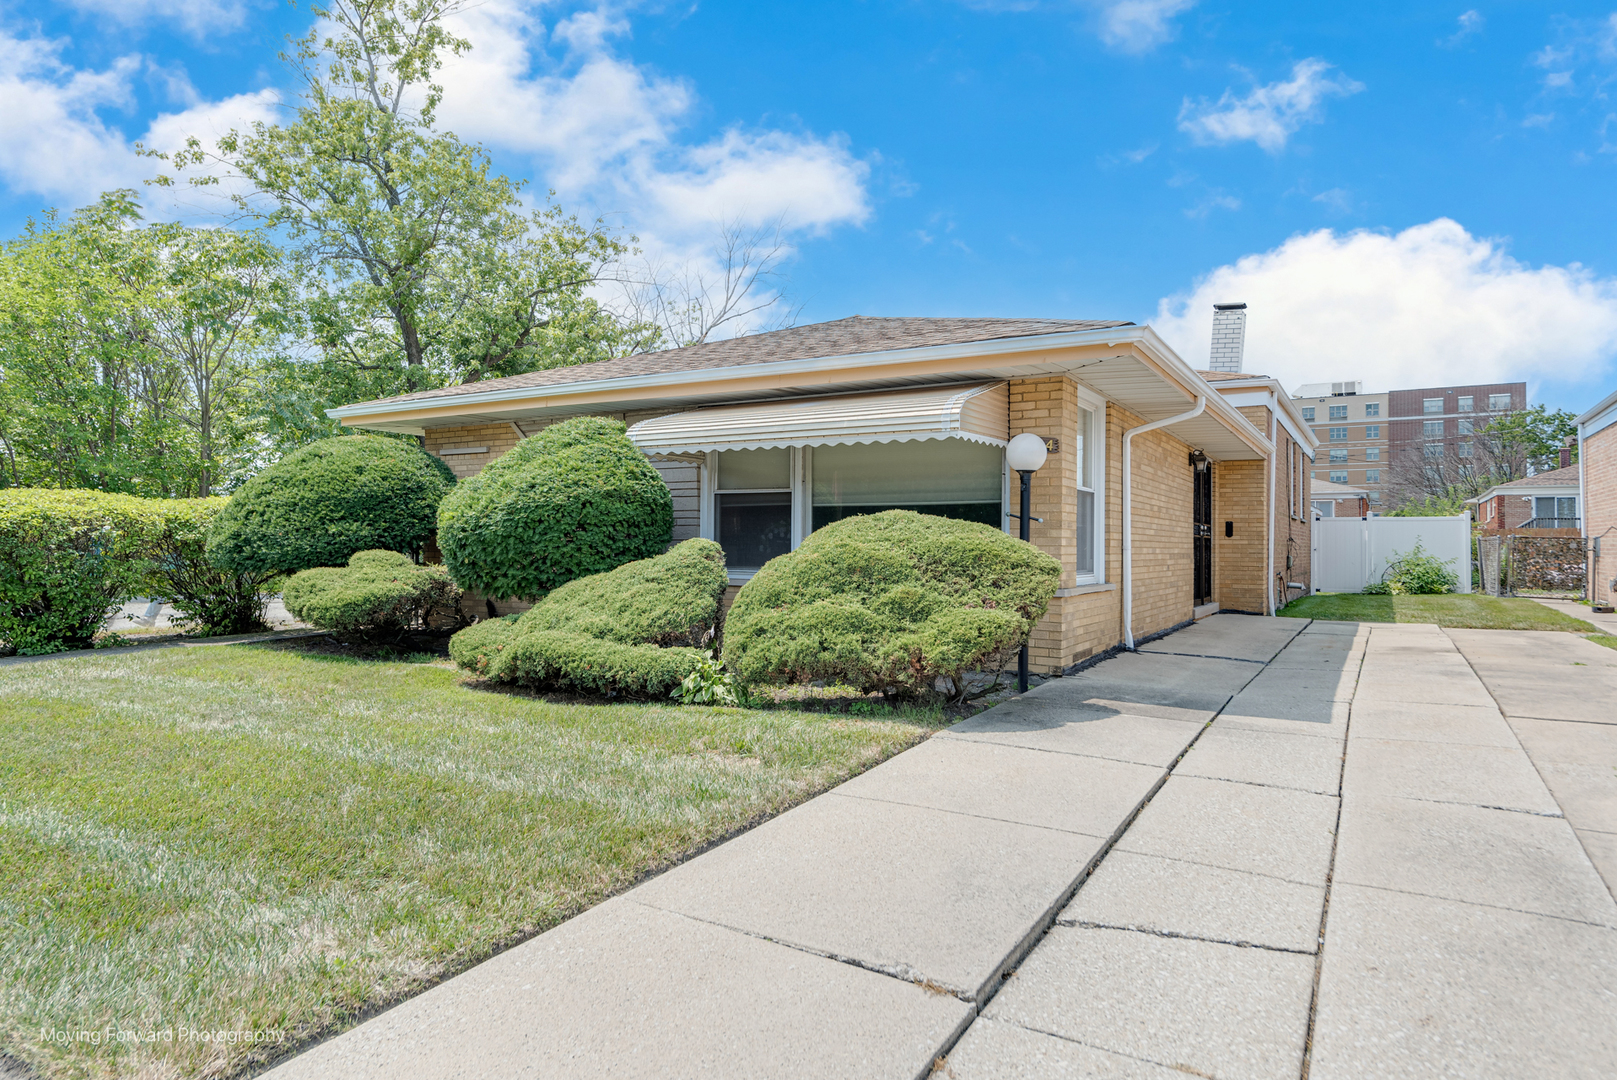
[1458,395,1473,412]
[1328,404,1348,420]
[1366,469,1380,483]
[1457,442,1473,458]
[1424,442,1444,459]
[1488,393,1511,410]
[1330,470,1348,484]
[1458,419,1472,435]
[715,449,794,570]
[1329,427,1348,441]
[1364,425,1380,439]
[1329,449,1349,463]
[810,439,1003,533]
[1368,491,1381,503]
[1365,447,1380,461]
[1364,403,1380,417]
[1534,496,1577,524]
[1073,405,1102,580]
[1423,420,1444,437]
[1301,406,1315,422]
[1423,398,1443,414]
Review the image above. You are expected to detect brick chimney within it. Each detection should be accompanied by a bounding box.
[1209,303,1247,374]
[1560,436,1574,470]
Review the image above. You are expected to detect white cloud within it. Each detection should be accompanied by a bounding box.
[55,0,250,35]
[1096,0,1196,53]
[1153,219,1617,393]
[1184,191,1239,218]
[0,28,277,213]
[432,1,870,241]
[1178,59,1364,152]
[1440,10,1484,48]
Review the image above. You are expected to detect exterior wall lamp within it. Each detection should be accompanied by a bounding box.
[1005,432,1049,693]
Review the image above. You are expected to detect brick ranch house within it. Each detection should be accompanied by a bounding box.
[1470,463,1581,533]
[329,317,1316,674]
[1579,388,1617,609]
[1304,478,1370,519]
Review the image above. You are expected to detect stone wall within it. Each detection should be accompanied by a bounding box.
[1508,536,1586,595]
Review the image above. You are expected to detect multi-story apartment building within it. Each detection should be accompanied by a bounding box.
[1387,383,1526,481]
[1292,381,1390,507]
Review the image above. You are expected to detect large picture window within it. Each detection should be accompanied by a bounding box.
[810,439,1003,530]
[714,448,792,570]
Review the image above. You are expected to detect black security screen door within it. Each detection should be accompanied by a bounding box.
[1192,453,1212,606]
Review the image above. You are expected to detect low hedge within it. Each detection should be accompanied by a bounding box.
[207,436,455,576]
[722,510,1062,700]
[449,538,726,697]
[282,550,462,637]
[0,490,277,653]
[436,416,673,600]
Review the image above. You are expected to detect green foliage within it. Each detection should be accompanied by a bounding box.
[156,0,655,405]
[1361,580,1393,595]
[436,417,673,599]
[0,191,287,497]
[1379,541,1460,595]
[0,490,283,652]
[722,510,1063,700]
[672,651,743,707]
[282,549,462,636]
[1480,405,1579,473]
[1386,491,1472,518]
[449,538,727,697]
[207,435,454,575]
[143,498,278,635]
[0,490,156,653]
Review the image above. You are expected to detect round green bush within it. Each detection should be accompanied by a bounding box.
[722,510,1063,699]
[449,538,727,697]
[206,436,455,575]
[436,416,674,600]
[282,549,462,637]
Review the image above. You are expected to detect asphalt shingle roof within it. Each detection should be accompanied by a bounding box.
[353,316,1134,409]
[1490,464,1581,488]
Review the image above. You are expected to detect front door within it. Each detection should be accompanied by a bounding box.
[1192,454,1212,606]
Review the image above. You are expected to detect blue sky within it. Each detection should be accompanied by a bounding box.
[4,1,1617,413]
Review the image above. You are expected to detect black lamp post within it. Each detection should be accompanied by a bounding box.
[1005,433,1050,693]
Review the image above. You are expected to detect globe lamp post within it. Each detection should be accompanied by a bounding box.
[1005,432,1049,693]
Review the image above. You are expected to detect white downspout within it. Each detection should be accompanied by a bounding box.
[1122,395,1206,650]
[1266,404,1277,616]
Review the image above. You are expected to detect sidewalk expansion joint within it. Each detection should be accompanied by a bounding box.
[1098,849,1325,889]
[966,1018,1216,1079]
[1175,771,1342,798]
[1055,919,1318,956]
[623,898,981,1003]
[1132,649,1268,665]
[929,731,1168,769]
[827,790,1111,840]
[1381,793,1565,819]
[1330,880,1617,931]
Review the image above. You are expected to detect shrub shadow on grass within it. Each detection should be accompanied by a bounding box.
[251,630,456,664]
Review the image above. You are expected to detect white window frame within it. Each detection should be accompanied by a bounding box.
[700,447,806,584]
[1072,387,1107,585]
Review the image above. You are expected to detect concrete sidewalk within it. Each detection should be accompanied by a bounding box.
[263,614,1617,1080]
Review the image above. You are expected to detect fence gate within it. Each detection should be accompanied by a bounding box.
[1310,513,1474,594]
[1478,535,1503,596]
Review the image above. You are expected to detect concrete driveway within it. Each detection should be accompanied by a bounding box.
[262,615,1617,1080]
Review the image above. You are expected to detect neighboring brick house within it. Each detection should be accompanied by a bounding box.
[1471,465,1581,532]
[329,316,1314,673]
[1579,388,1617,608]
[1306,478,1370,518]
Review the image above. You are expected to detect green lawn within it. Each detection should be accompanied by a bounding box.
[0,645,943,1080]
[1278,592,1597,632]
[1590,634,1617,651]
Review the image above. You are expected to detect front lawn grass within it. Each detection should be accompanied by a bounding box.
[1278,592,1597,632]
[0,645,945,1080]
[1589,634,1617,651]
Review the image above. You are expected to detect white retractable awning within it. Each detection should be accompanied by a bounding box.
[626,382,1009,454]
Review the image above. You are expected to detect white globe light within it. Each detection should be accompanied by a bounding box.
[1006,432,1049,473]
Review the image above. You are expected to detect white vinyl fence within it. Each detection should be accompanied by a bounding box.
[1310,514,1472,594]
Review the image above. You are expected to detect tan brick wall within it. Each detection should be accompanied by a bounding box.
[1213,459,1266,613]
[1586,424,1617,606]
[423,422,525,480]
[1112,402,1195,642]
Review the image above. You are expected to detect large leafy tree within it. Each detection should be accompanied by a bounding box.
[0,192,285,495]
[158,0,653,407]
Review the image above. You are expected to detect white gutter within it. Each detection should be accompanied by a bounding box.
[1122,395,1206,650]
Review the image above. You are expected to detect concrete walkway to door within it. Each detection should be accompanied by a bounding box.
[262,615,1617,1080]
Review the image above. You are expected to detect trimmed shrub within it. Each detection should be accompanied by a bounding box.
[282,550,462,637]
[143,498,278,635]
[207,436,455,575]
[449,538,727,697]
[436,416,673,600]
[722,510,1063,700]
[0,489,156,653]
